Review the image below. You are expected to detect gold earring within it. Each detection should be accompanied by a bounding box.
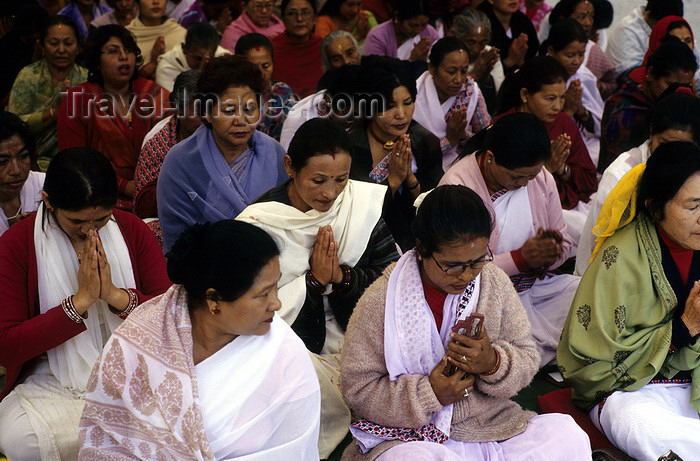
[210,305,220,315]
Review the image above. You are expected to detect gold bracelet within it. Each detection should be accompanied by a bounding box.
[480,349,501,376]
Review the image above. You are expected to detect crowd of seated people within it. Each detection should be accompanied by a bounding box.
[3,0,700,459]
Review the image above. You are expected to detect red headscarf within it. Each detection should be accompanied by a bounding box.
[629,15,693,83]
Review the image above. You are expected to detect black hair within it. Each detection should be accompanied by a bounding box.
[496,56,568,115]
[0,111,36,162]
[428,36,468,68]
[460,112,551,168]
[355,55,417,120]
[183,23,221,52]
[650,93,700,143]
[647,38,698,79]
[541,17,587,54]
[667,20,692,36]
[83,25,143,85]
[235,32,274,59]
[195,54,266,118]
[637,141,700,221]
[170,69,201,113]
[645,0,683,22]
[287,118,354,171]
[413,185,492,257]
[549,0,613,29]
[43,148,118,212]
[394,0,429,21]
[167,220,280,309]
[319,0,348,17]
[41,15,80,44]
[13,5,49,36]
[318,63,362,96]
[280,0,317,16]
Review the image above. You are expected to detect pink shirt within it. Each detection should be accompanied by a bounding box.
[220,11,286,53]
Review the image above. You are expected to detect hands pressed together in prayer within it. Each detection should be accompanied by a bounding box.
[409,36,432,62]
[505,33,528,69]
[354,11,370,41]
[682,281,700,337]
[387,134,420,197]
[546,133,571,179]
[563,79,584,118]
[445,107,468,148]
[522,227,563,275]
[310,225,344,286]
[429,328,498,405]
[73,228,129,315]
[470,47,500,82]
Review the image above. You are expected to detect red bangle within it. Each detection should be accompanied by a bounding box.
[481,349,501,376]
[306,271,325,294]
[332,265,352,292]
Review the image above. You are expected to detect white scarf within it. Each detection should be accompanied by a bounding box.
[492,187,534,255]
[568,64,604,137]
[34,205,135,392]
[236,180,386,324]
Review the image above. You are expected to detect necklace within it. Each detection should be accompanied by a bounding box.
[368,123,396,152]
[5,199,21,221]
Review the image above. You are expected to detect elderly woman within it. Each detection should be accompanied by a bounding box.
[558,142,700,460]
[79,220,320,459]
[321,30,361,71]
[545,18,605,167]
[440,113,580,367]
[362,0,438,61]
[58,25,170,211]
[133,69,201,220]
[0,112,45,236]
[236,33,295,141]
[157,54,286,253]
[220,0,286,52]
[341,184,592,460]
[271,0,324,98]
[413,37,491,170]
[450,9,505,115]
[0,148,171,461]
[8,16,87,170]
[237,118,399,458]
[315,0,377,45]
[349,56,443,251]
[497,56,597,249]
[126,0,187,79]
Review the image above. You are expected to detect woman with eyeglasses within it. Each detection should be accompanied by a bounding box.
[58,25,170,211]
[340,184,592,460]
[439,113,581,368]
[271,0,324,98]
[220,0,286,52]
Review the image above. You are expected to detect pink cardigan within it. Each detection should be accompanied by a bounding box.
[439,153,571,275]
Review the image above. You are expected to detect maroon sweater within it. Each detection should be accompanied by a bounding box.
[0,209,172,400]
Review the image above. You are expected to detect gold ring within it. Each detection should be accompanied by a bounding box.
[460,355,467,363]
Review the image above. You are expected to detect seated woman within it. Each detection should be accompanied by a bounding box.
[126,0,187,79]
[321,30,361,71]
[315,0,378,45]
[220,0,286,53]
[79,220,320,459]
[8,16,87,171]
[545,18,605,167]
[133,69,201,220]
[520,0,553,32]
[543,0,617,99]
[157,54,286,253]
[497,56,597,250]
[271,0,324,98]
[0,148,171,461]
[90,0,137,28]
[440,113,580,367]
[58,25,170,211]
[58,0,111,40]
[558,142,700,460]
[236,33,295,141]
[0,112,45,236]
[478,0,539,72]
[450,9,505,116]
[349,56,443,251]
[576,93,700,275]
[362,0,438,61]
[341,184,592,460]
[237,118,398,458]
[413,37,491,171]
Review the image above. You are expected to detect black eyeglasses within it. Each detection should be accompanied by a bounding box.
[431,247,493,276]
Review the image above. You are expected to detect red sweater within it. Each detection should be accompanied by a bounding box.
[0,209,172,399]
[271,32,324,98]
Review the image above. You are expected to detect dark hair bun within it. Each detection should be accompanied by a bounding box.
[166,223,209,285]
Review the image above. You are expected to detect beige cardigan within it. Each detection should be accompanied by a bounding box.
[340,262,539,460]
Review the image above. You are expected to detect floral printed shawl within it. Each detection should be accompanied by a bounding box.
[557,213,700,412]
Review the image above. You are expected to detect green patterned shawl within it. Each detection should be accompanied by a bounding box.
[557,213,700,411]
